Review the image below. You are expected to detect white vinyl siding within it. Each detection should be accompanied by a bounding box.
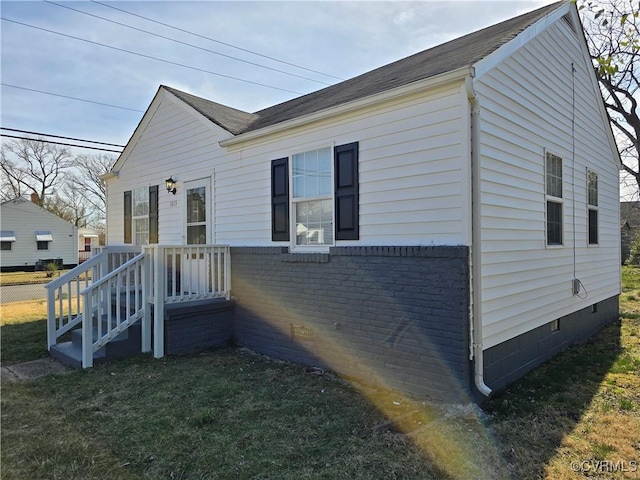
[106,92,231,245]
[475,19,620,349]
[215,85,469,246]
[0,200,77,268]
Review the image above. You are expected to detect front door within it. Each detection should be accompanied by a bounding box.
[183,179,210,295]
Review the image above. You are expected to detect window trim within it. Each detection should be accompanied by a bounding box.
[290,145,335,251]
[184,178,211,245]
[545,150,564,247]
[132,186,150,246]
[587,169,599,246]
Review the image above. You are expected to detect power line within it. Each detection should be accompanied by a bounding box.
[90,0,345,82]
[45,0,332,86]
[0,134,122,153]
[1,128,125,147]
[1,17,304,95]
[1,83,144,113]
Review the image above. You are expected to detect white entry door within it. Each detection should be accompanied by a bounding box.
[183,179,210,295]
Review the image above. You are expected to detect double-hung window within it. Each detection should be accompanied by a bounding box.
[132,187,149,245]
[124,186,158,245]
[271,142,359,247]
[292,147,333,246]
[545,152,563,246]
[587,169,598,245]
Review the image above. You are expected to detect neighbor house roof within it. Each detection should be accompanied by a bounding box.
[165,1,563,135]
[621,202,640,228]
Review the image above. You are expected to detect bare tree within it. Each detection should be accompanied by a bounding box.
[68,153,115,221]
[0,138,73,206]
[580,0,640,199]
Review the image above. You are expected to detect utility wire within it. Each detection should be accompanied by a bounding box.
[1,83,144,113]
[1,128,125,147]
[91,0,345,82]
[0,134,122,153]
[1,17,304,95]
[45,0,332,86]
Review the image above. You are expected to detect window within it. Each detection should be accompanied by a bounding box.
[293,147,333,246]
[587,170,598,245]
[271,142,359,246]
[35,231,52,251]
[186,185,207,244]
[0,231,15,251]
[132,187,149,245]
[545,152,563,245]
[124,186,158,244]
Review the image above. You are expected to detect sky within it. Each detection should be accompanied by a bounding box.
[1,0,557,155]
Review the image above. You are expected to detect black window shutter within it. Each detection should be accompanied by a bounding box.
[334,142,359,240]
[271,158,289,241]
[149,185,159,244]
[124,190,132,244]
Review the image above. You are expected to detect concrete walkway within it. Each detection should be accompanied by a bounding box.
[1,357,71,381]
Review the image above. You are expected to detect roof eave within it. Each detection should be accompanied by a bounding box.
[220,66,473,148]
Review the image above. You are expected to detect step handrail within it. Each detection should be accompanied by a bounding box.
[45,254,101,349]
[79,252,145,295]
[80,251,150,368]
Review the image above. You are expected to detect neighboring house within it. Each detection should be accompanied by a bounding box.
[50,2,620,403]
[78,228,100,262]
[1,197,78,271]
[620,202,640,263]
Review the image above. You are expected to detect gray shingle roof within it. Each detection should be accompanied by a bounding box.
[163,2,563,136]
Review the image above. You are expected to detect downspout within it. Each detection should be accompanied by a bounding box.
[465,74,492,397]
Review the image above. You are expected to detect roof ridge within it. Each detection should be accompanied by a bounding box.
[161,1,565,136]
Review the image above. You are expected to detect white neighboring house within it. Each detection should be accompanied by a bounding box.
[78,228,100,263]
[1,197,78,271]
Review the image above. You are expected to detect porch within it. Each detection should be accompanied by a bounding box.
[46,245,231,368]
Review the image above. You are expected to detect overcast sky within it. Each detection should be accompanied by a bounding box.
[1,0,556,154]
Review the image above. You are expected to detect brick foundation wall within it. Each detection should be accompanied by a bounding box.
[164,299,234,355]
[230,246,471,403]
[483,295,619,393]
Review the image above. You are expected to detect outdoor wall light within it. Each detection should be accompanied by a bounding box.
[165,176,177,195]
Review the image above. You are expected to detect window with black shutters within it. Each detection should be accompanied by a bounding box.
[270,142,359,246]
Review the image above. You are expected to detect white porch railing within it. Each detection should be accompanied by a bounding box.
[144,245,231,359]
[46,246,141,350]
[81,252,150,368]
[46,244,231,367]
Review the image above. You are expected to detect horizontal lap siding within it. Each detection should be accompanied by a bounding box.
[0,201,77,268]
[107,94,232,245]
[216,85,468,246]
[477,22,620,349]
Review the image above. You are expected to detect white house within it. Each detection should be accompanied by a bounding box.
[48,2,621,403]
[1,197,78,271]
[78,228,100,262]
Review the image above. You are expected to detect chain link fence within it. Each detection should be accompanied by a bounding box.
[0,267,90,304]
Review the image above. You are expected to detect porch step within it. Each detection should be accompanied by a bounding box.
[50,319,142,368]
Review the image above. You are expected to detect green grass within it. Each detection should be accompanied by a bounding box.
[1,351,509,480]
[1,319,48,365]
[2,268,639,479]
[0,269,70,286]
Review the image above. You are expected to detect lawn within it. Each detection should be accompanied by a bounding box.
[1,269,639,479]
